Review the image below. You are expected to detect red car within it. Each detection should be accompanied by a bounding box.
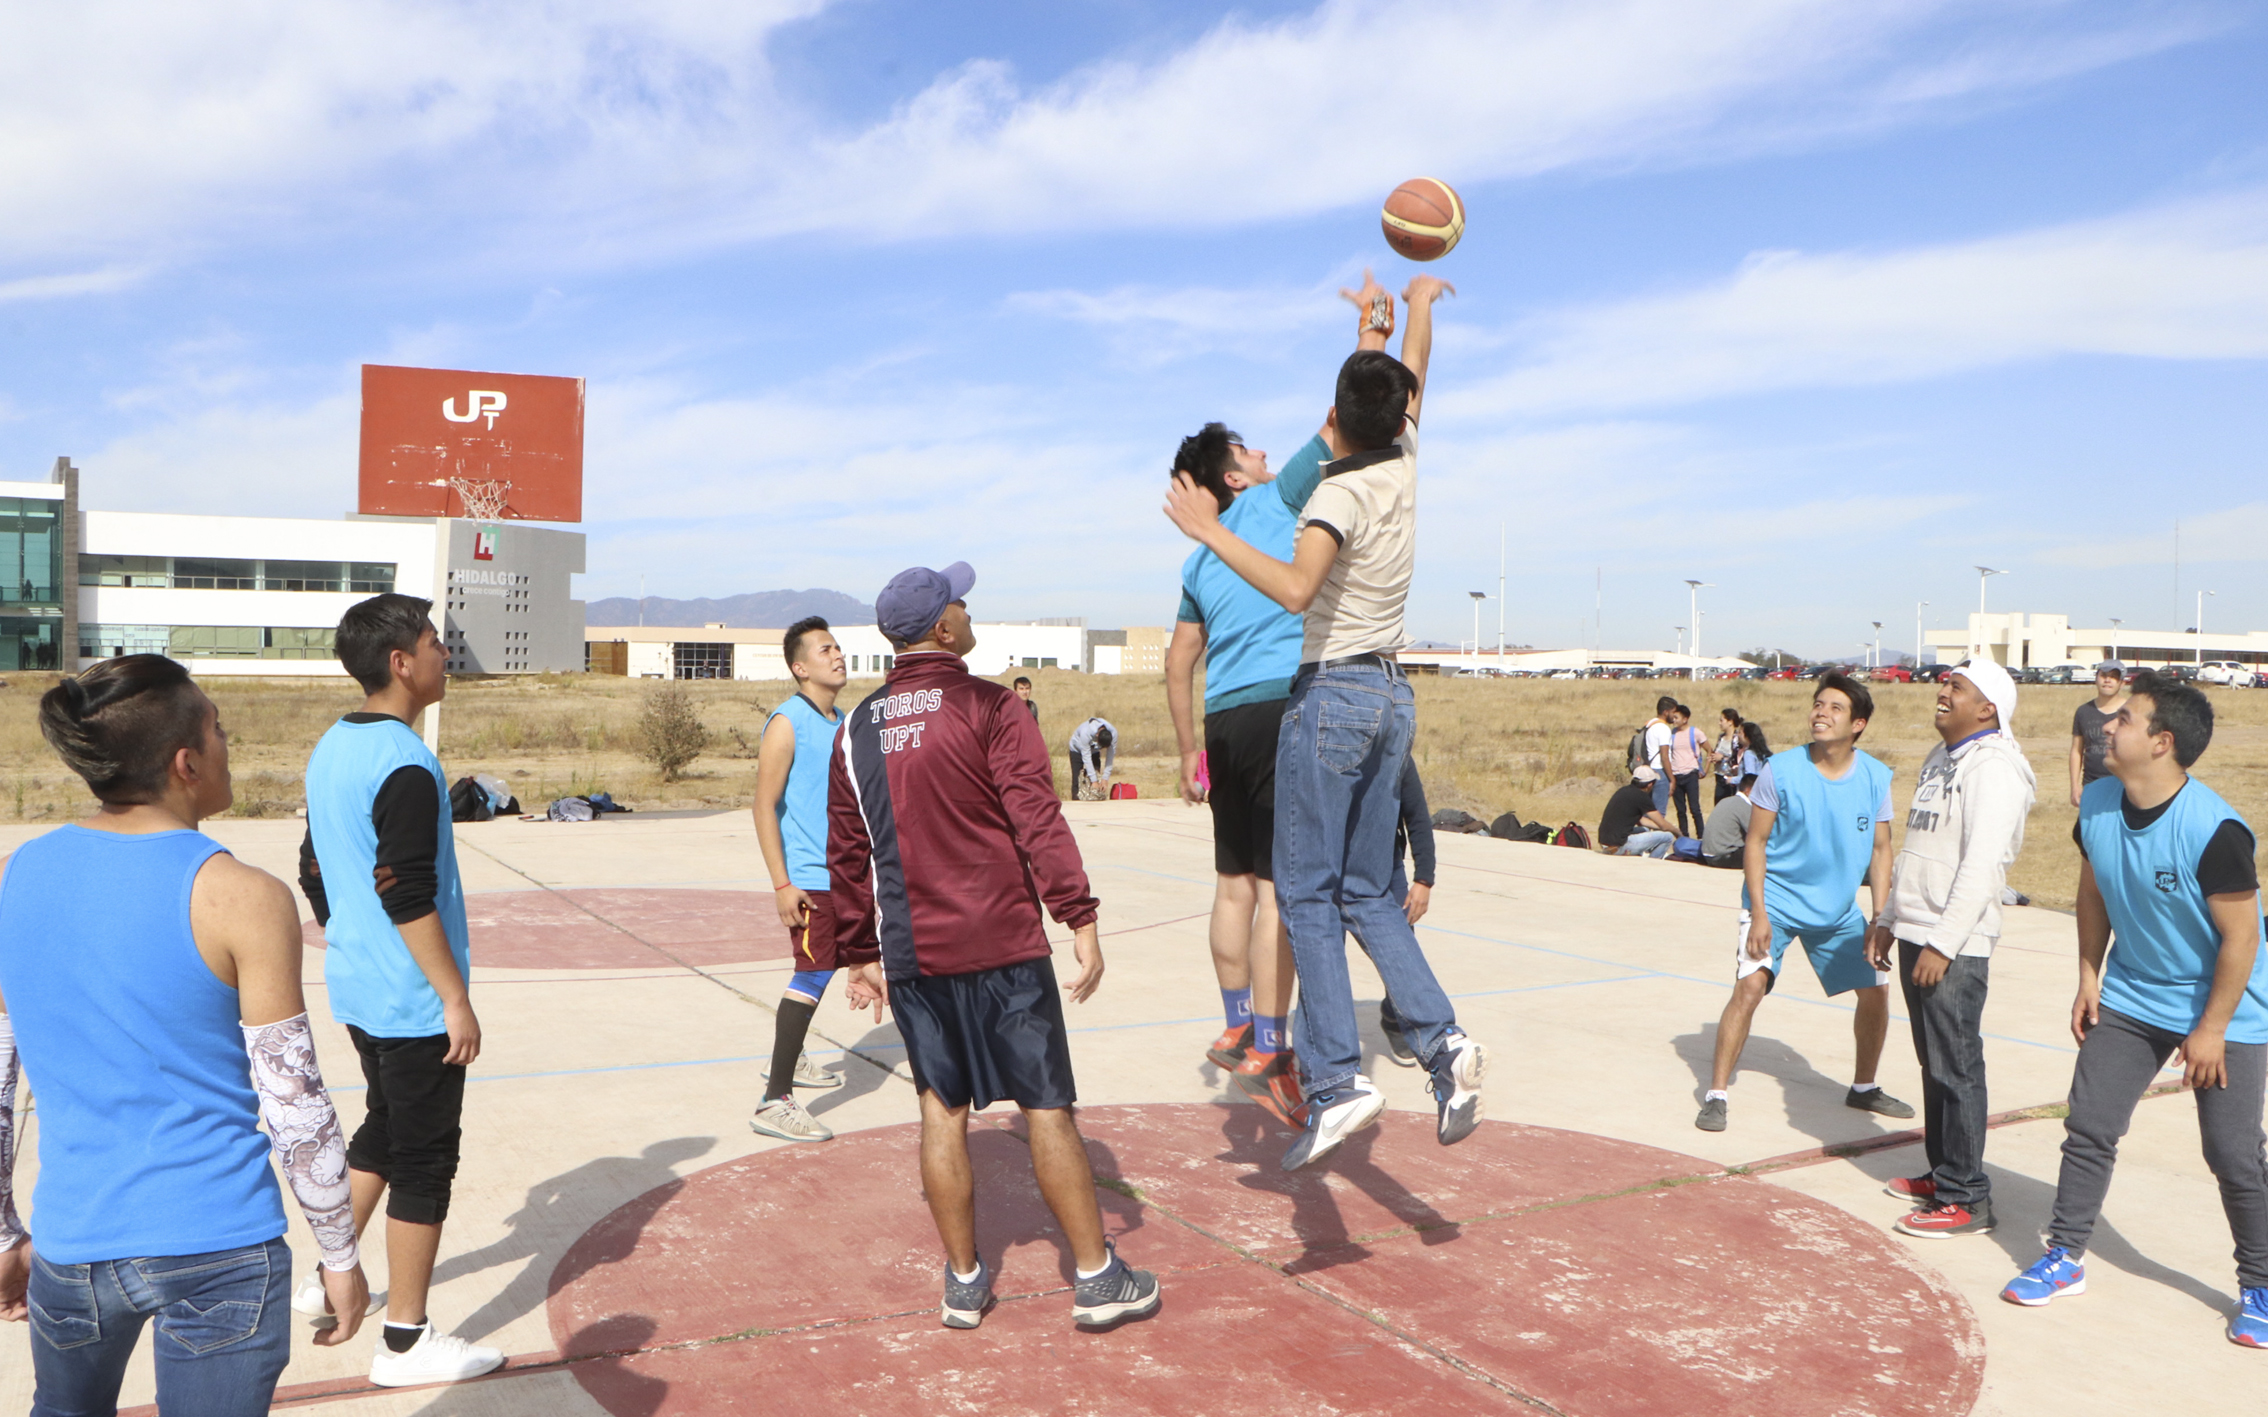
[1870,665,1913,683]
[1765,666,1801,680]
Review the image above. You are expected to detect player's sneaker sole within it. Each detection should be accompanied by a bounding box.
[1206,1023,1254,1070]
[1846,1087,1915,1119]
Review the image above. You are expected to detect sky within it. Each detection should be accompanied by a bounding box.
[3,0,2265,659]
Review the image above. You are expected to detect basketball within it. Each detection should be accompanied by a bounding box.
[1381,177,1464,261]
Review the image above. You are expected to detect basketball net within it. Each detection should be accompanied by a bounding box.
[447,478,513,521]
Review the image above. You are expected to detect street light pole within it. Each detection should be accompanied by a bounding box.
[1684,580,1713,660]
[2109,617,2122,660]
[1469,591,1486,663]
[1871,622,1883,670]
[1974,566,2009,661]
[1915,601,1928,668]
[2198,590,2215,665]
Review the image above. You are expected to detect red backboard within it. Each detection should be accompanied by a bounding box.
[358,364,584,522]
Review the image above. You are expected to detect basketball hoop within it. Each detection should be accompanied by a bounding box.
[447,478,513,521]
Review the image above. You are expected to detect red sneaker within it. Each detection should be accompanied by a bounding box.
[1205,1023,1253,1070]
[1232,1050,1310,1128]
[1884,1174,1936,1201]
[1894,1201,1995,1239]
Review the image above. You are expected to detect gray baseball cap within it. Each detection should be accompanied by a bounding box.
[875,562,975,643]
[2094,659,2126,677]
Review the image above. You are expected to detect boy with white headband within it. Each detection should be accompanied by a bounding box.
[1868,658,2035,1238]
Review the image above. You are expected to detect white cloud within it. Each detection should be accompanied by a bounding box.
[1449,188,2268,418]
[2038,502,2268,567]
[0,268,145,302]
[0,0,2205,270]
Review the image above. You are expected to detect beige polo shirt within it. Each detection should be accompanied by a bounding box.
[1297,422,1416,663]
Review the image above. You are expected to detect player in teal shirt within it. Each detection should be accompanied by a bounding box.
[1164,423,1325,1125]
[1696,672,1912,1132]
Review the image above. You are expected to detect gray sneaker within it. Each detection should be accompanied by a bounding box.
[1428,1030,1487,1146]
[941,1260,993,1329]
[1846,1087,1916,1119]
[1071,1240,1160,1329]
[749,1095,834,1142]
[1695,1097,1727,1132]
[793,1052,844,1089]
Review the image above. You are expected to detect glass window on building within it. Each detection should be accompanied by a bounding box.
[263,560,344,593]
[0,616,60,671]
[348,562,396,594]
[172,558,259,590]
[0,498,62,607]
[265,627,337,659]
[673,642,731,679]
[79,624,171,659]
[170,625,264,657]
[80,555,169,588]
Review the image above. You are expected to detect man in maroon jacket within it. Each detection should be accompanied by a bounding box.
[830,561,1161,1333]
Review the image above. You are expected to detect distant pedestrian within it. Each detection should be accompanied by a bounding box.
[2068,660,2127,809]
[1633,695,1677,817]
[1712,709,1746,804]
[1666,704,1706,837]
[1012,676,1038,722]
[1067,717,1116,800]
[1740,719,1772,775]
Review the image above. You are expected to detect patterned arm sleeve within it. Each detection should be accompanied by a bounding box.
[0,1013,23,1249]
[243,1014,360,1271]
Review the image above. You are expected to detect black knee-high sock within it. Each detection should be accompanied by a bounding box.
[766,997,820,1100]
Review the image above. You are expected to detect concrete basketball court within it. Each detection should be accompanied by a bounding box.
[1,799,2258,1414]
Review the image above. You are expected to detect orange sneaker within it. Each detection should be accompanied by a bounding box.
[1205,1022,1254,1070]
[1232,1050,1309,1128]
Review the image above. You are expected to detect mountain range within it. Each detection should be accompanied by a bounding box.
[585,589,873,628]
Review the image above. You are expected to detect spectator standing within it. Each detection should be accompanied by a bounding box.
[1599,778,1676,859]
[1067,717,1115,800]
[1634,696,1677,818]
[1012,676,1038,722]
[1712,709,1747,804]
[2068,661,2126,809]
[1666,704,1707,837]
[1740,720,1772,780]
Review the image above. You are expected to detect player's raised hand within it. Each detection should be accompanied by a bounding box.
[1065,922,1105,1003]
[1402,275,1456,307]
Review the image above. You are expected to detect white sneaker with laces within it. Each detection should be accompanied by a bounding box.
[368,1322,505,1388]
[1280,1077,1386,1171]
[792,1052,844,1089]
[750,1095,834,1142]
[291,1271,336,1329]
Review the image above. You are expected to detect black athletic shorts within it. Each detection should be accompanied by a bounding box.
[893,955,1077,1111]
[1204,697,1287,880]
[344,1026,465,1225]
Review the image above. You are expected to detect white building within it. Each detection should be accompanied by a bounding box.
[585,620,1091,680]
[1925,612,2268,670]
[1393,645,1755,675]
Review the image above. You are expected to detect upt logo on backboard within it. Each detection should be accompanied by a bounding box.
[474,529,499,561]
[443,390,509,429]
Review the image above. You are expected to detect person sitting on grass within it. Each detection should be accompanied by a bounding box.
[1599,777,1675,859]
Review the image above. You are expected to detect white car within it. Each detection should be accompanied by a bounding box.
[2197,661,2254,687]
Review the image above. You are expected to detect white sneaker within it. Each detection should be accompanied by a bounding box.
[1429,1030,1488,1147]
[750,1095,834,1142]
[291,1270,337,1329]
[1280,1077,1386,1171]
[793,1052,844,1089]
[368,1322,505,1387]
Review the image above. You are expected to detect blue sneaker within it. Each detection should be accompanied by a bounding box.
[941,1260,993,1329]
[2229,1287,2268,1347]
[2001,1247,2086,1306]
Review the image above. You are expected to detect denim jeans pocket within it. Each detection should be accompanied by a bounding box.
[150,1246,272,1356]
[1316,700,1382,775]
[29,1258,101,1351]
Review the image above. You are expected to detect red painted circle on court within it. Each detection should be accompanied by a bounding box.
[302,888,790,969]
[546,1104,1983,1416]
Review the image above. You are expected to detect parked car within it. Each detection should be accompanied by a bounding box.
[1869,664,1913,683]
[1912,663,1954,684]
[1765,666,1801,680]
[2197,660,2254,687]
[2037,665,2076,685]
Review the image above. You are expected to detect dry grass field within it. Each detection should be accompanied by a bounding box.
[0,666,2261,911]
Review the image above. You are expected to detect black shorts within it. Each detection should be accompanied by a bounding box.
[1204,697,1287,880]
[344,1026,466,1225]
[893,956,1077,1111]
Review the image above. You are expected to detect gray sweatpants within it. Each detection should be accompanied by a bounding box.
[2049,1006,2268,1288]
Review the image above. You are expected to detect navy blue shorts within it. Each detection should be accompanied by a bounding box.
[894,955,1077,1111]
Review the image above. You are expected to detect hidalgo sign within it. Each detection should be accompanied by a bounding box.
[358,364,584,522]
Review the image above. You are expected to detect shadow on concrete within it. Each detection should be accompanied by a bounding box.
[405,1317,667,1417]
[802,1019,904,1119]
[973,1120,1148,1286]
[423,1136,717,1346]
[1205,1102,1458,1276]
[1672,1025,1900,1148]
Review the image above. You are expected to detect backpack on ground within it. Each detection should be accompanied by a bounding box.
[1488,811,1551,844]
[545,796,597,823]
[1550,822,1592,850]
[1670,836,1704,862]
[1109,783,1139,800]
[1430,808,1487,834]
[448,776,494,823]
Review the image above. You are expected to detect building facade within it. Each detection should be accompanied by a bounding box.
[586,620,1093,681]
[26,459,584,678]
[1924,612,2268,670]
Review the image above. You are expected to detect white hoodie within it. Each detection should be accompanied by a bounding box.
[1881,732,2038,959]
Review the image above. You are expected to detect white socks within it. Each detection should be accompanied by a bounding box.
[1851,1082,1880,1093]
[1705,1089,1728,1102]
[952,1265,981,1285]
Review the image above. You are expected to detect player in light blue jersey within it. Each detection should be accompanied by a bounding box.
[2003,672,2268,1346]
[1697,672,1913,1132]
[748,617,852,1143]
[1166,419,1326,1125]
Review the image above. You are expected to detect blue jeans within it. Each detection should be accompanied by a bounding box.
[1645,775,1670,815]
[1617,830,1674,859]
[1275,660,1458,1097]
[28,1237,292,1417]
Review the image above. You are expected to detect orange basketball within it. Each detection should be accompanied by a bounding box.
[1381,177,1464,261]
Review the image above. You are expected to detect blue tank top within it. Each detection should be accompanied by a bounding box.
[306,717,469,1037]
[1175,435,1328,713]
[0,827,284,1264]
[769,693,841,892]
[2082,776,2268,1043]
[1747,746,1894,928]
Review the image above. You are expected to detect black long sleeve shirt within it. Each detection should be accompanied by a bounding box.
[298,714,443,928]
